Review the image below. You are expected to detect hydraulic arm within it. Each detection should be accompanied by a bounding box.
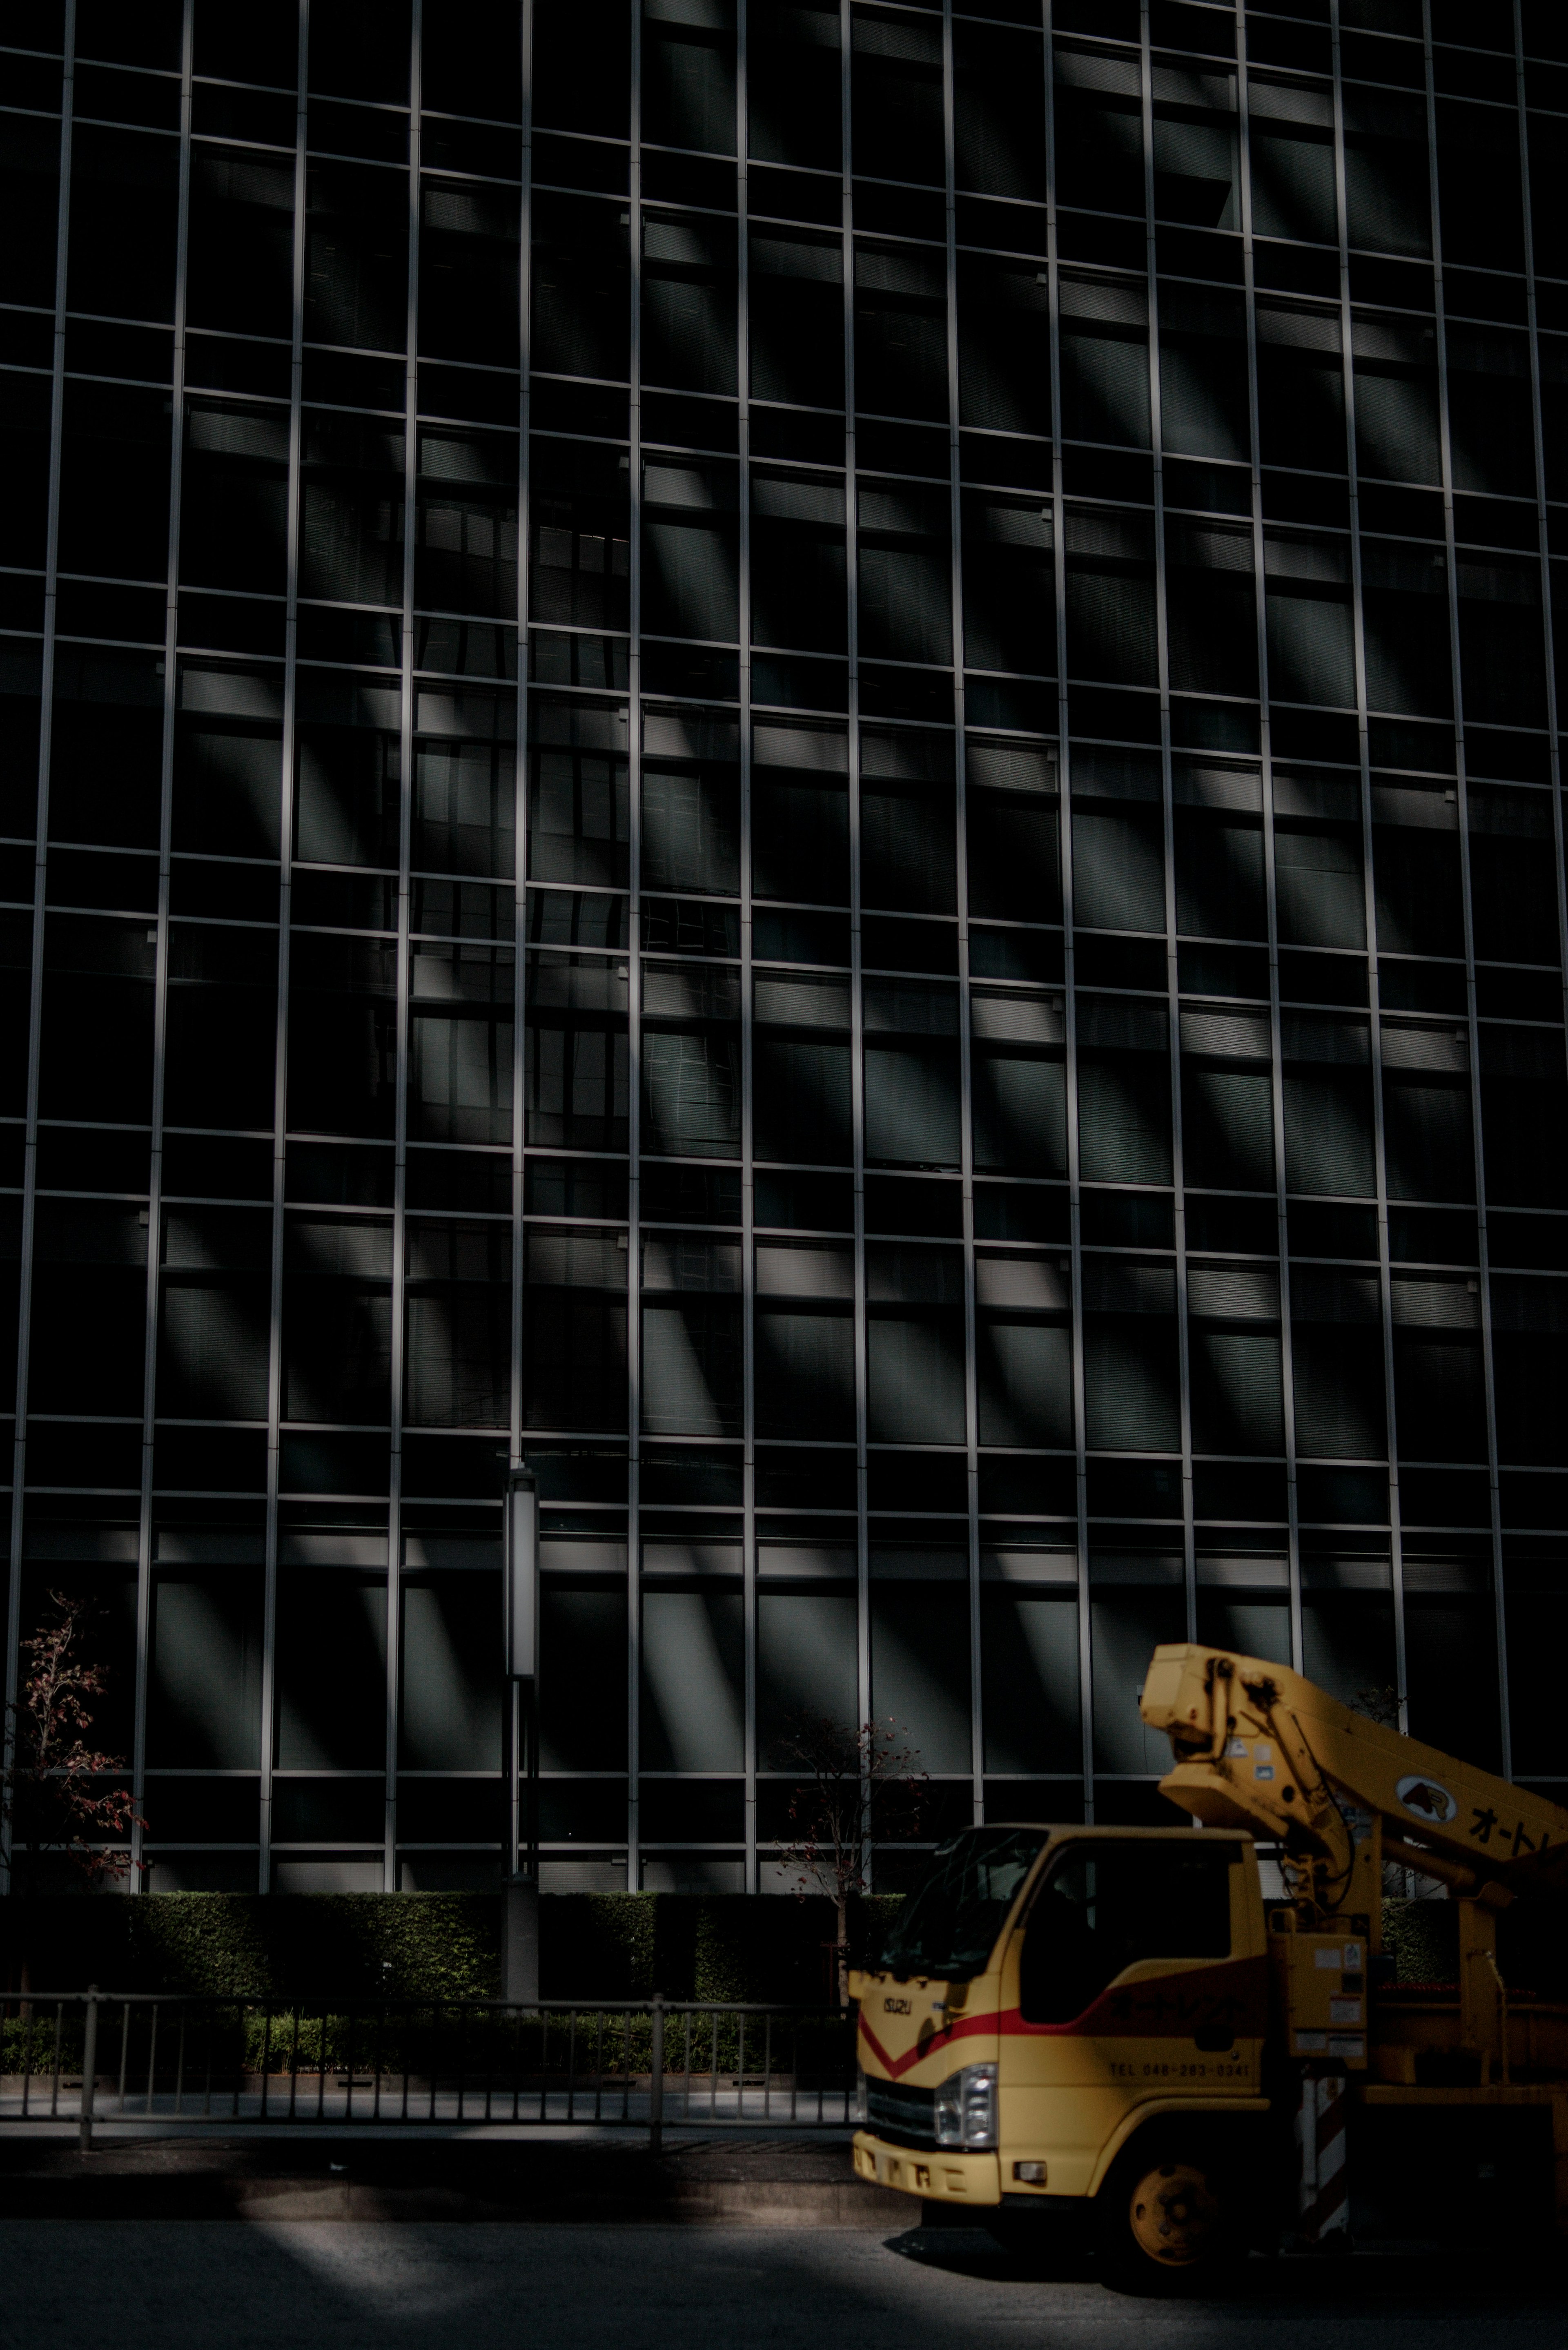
[851,1643,1568,2270]
[1140,1642,1568,1917]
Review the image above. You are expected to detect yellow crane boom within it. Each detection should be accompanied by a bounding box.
[1140,1642,1568,1916]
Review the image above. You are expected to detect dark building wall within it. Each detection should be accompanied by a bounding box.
[1,0,1566,1898]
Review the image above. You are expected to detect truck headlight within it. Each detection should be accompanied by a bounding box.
[933,2061,998,2151]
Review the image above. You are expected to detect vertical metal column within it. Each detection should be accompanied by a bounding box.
[1236,0,1305,1673]
[1139,0,1197,1649]
[736,0,760,1894]
[511,0,535,1773]
[839,0,873,1853]
[0,0,76,1897]
[1040,4,1094,1824]
[132,0,197,1891]
[261,0,313,1894]
[1417,0,1503,1754]
[1509,0,1562,1781]
[1330,0,1407,1721]
[384,0,423,1894]
[1410,0,1504,1757]
[940,2,985,1830]
[626,0,644,1890]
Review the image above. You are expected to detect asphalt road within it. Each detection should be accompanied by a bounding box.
[3,2221,1562,2350]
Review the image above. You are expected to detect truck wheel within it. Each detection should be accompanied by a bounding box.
[1097,2140,1237,2296]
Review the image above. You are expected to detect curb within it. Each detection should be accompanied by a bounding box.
[3,2176,911,2227]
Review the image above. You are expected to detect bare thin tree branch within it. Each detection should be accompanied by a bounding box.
[768,1715,926,2006]
[2,1590,146,1893]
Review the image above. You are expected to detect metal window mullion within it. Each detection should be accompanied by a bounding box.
[941,0,982,1826]
[1041,9,1092,1821]
[512,0,534,1871]
[1499,1,1559,1781]
[627,0,644,1891]
[1,3,76,1896]
[261,0,312,1895]
[1512,25,1568,1113]
[1141,1,1196,1648]
[385,0,421,1895]
[133,0,196,1886]
[840,0,871,1796]
[1331,0,1406,1719]
[736,0,759,1893]
[1419,0,1505,1765]
[1239,1,1303,1672]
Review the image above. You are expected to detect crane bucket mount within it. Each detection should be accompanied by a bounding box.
[1140,1642,1568,1918]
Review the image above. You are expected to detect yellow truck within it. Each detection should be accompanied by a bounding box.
[850,1642,1568,2288]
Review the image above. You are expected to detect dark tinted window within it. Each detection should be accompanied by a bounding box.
[879,1827,1047,1981]
[1018,1840,1235,2024]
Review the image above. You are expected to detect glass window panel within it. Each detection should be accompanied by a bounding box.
[164,927,278,1132]
[870,1582,971,1776]
[58,380,173,585]
[981,1588,1079,1774]
[642,763,740,894]
[867,1307,967,1444]
[1090,1583,1185,1773]
[287,936,399,1137]
[38,916,157,1126]
[275,1571,388,1767]
[1180,1062,1275,1192]
[641,1296,743,1434]
[281,1213,394,1421]
[1082,1260,1179,1452]
[404,1219,510,1426]
[421,182,521,370]
[305,158,409,352]
[523,1228,628,1430]
[147,1577,264,1768]
[49,649,166,849]
[758,1589,858,1761]
[749,234,844,406]
[755,1304,855,1438]
[399,1576,503,1769]
[158,1277,272,1420]
[67,124,179,323]
[976,1318,1073,1448]
[644,21,736,156]
[1273,825,1365,950]
[1344,92,1430,257]
[539,1582,629,1770]
[1301,1589,1396,1709]
[187,147,295,339]
[1250,123,1337,245]
[641,1588,743,1772]
[851,16,943,186]
[1291,1271,1387,1457]
[748,2,840,173]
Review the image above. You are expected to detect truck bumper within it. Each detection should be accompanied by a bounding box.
[852,2132,1002,2206]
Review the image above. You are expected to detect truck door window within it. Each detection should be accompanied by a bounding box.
[1018,1841,1235,2025]
[878,1827,1049,1982]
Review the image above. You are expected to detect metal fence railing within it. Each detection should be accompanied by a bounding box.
[0,1989,862,2150]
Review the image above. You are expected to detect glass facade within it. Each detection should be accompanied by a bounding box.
[2,0,1567,1897]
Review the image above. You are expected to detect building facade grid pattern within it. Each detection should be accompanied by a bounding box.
[1,0,1566,1895]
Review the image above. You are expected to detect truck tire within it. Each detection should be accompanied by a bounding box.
[1096,2135,1241,2296]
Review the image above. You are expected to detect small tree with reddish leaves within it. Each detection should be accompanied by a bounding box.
[769,1715,926,2007]
[2,1590,145,1896]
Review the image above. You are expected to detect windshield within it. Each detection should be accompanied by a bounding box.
[878,1828,1048,1983]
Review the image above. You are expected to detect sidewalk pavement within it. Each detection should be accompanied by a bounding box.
[0,2126,910,2225]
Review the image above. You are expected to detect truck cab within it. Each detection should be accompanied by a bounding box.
[851,1823,1271,2254]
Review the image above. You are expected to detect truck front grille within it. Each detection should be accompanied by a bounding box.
[864,2077,937,2150]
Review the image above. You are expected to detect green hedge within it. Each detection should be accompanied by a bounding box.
[0,1891,905,2005]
